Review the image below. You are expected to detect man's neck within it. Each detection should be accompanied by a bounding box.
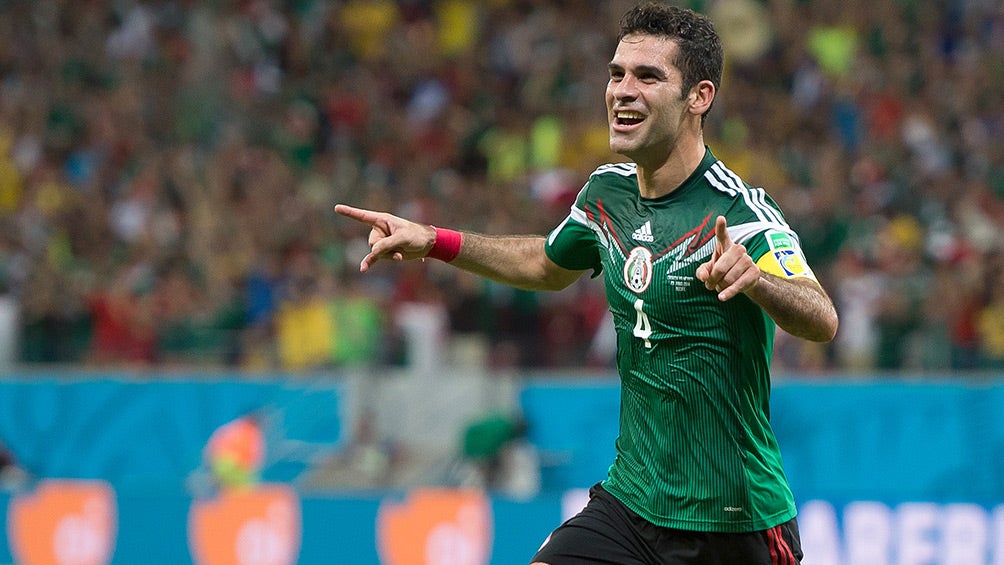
[634,137,706,199]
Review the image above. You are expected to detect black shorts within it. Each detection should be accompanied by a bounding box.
[530,483,803,565]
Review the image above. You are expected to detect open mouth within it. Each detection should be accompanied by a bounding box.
[614,110,646,126]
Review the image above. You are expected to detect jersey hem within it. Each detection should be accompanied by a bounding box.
[603,481,797,533]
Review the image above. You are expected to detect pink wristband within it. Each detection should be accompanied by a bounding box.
[427,227,463,262]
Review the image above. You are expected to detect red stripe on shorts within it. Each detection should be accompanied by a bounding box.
[768,525,795,565]
[768,526,780,564]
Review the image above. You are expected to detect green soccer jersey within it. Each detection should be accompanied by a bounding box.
[545,147,816,533]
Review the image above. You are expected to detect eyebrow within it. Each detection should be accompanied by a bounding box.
[608,62,667,78]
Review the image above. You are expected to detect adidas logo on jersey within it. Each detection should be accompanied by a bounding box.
[632,221,654,242]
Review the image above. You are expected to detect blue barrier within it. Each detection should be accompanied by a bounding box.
[0,375,344,486]
[2,486,1002,564]
[2,375,1003,564]
[0,485,563,564]
[771,381,1004,502]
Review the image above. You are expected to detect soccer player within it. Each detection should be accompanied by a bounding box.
[336,2,838,563]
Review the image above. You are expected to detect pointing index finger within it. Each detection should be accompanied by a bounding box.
[334,204,383,228]
[715,215,732,249]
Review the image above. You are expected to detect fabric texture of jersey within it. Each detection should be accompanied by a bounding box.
[544,147,812,533]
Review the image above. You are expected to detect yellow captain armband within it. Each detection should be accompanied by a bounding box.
[755,231,818,281]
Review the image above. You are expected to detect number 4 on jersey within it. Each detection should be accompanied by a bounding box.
[633,298,652,348]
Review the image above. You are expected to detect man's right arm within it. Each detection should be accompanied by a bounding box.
[334,204,586,292]
[452,233,585,291]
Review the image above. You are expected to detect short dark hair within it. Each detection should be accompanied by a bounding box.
[618,2,723,116]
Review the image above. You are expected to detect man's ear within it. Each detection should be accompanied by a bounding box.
[689,80,716,116]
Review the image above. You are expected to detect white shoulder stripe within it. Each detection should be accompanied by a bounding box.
[709,163,765,222]
[548,205,609,250]
[547,216,571,246]
[751,186,787,227]
[568,205,589,225]
[705,170,737,196]
[592,162,637,178]
[706,162,787,228]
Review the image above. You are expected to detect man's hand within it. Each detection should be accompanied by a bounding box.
[334,204,436,272]
[694,216,760,301]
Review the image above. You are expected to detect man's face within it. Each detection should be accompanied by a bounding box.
[606,34,689,164]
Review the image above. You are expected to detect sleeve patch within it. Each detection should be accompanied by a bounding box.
[767,231,795,251]
[757,249,817,280]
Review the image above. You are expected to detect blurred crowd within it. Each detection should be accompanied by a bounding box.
[0,0,1001,375]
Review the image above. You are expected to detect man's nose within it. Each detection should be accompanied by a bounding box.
[612,75,639,100]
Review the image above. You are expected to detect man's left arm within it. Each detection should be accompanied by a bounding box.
[744,274,838,342]
[696,216,838,342]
